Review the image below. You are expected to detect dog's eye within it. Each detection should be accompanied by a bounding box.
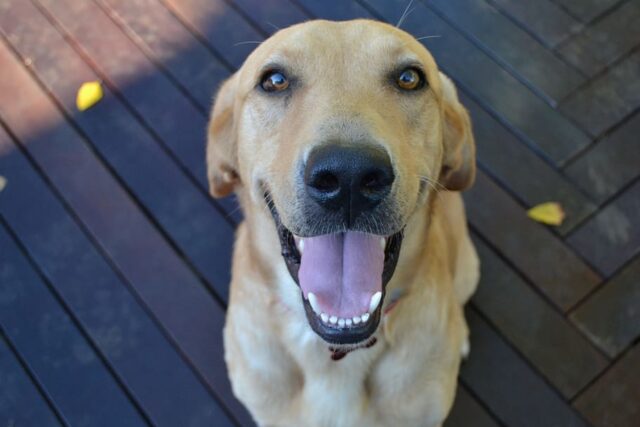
[261,71,289,92]
[396,68,423,91]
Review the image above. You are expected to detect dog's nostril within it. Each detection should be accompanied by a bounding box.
[361,171,386,192]
[312,171,340,193]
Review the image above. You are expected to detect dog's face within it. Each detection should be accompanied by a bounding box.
[208,20,475,345]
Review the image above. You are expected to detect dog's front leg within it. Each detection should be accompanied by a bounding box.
[224,288,304,427]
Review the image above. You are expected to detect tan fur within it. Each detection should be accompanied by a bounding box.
[207,20,479,427]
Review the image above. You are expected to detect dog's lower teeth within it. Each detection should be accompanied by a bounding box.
[320,313,373,328]
[312,294,379,328]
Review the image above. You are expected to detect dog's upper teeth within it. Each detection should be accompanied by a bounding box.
[320,313,329,323]
[361,313,370,323]
[380,237,386,249]
[297,238,305,253]
[352,315,362,324]
[329,316,338,324]
[345,318,353,327]
[369,291,382,313]
[338,318,345,327]
[308,292,321,314]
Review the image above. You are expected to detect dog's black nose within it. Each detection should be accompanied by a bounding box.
[304,144,394,223]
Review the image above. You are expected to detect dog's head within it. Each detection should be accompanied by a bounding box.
[207,20,474,345]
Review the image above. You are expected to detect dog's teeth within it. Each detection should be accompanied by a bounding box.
[298,238,304,253]
[307,292,321,314]
[352,315,361,324]
[338,318,345,327]
[380,237,386,249]
[361,313,370,323]
[320,313,329,323]
[369,291,382,313]
[329,316,338,324]
[345,318,353,327]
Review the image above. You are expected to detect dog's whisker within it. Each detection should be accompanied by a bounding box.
[396,0,415,29]
[225,204,244,218]
[420,179,442,193]
[418,175,447,193]
[415,35,442,42]
[266,21,281,32]
[234,40,264,47]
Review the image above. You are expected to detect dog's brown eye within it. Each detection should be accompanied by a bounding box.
[397,68,422,90]
[261,71,289,92]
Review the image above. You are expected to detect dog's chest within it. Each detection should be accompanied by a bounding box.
[300,349,382,425]
[284,326,390,425]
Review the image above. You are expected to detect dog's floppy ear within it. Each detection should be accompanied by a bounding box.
[207,73,241,198]
[438,72,476,191]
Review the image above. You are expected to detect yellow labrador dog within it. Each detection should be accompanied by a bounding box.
[207,19,479,427]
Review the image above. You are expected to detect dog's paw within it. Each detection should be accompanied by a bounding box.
[460,338,470,360]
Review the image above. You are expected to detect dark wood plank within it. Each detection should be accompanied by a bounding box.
[560,48,640,137]
[564,111,640,204]
[0,220,146,426]
[294,0,372,21]
[461,309,589,427]
[362,0,591,166]
[37,0,239,220]
[553,0,621,22]
[465,171,601,311]
[0,37,252,426]
[161,0,264,68]
[427,0,585,104]
[570,255,640,358]
[96,0,242,222]
[487,0,581,48]
[0,0,235,303]
[567,180,640,277]
[0,332,64,427]
[97,0,230,111]
[0,120,234,426]
[557,0,640,77]
[472,235,608,398]
[232,0,308,34]
[461,92,596,235]
[444,385,500,427]
[574,343,640,427]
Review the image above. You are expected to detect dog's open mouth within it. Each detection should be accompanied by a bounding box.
[268,195,403,345]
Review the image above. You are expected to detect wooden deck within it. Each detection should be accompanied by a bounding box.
[0,0,638,425]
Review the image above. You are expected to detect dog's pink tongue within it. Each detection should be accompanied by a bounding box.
[298,232,384,317]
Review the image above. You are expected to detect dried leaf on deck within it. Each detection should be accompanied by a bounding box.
[76,81,103,111]
[527,202,565,226]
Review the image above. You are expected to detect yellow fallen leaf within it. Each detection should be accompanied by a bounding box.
[527,202,565,226]
[76,81,103,111]
[0,176,6,192]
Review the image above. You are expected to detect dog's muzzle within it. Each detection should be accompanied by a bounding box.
[266,143,405,345]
